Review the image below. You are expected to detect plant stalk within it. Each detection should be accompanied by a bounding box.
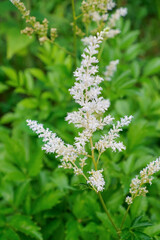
[120,205,130,230]
[98,192,120,239]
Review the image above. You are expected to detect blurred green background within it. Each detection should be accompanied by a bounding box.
[0,0,160,239]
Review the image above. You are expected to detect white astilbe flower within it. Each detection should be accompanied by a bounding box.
[66,27,112,136]
[88,169,105,192]
[81,0,127,41]
[82,0,116,23]
[108,8,128,28]
[126,157,160,205]
[27,26,133,193]
[95,116,133,153]
[26,120,79,169]
[104,59,119,81]
[105,29,121,39]
[90,12,108,22]
[107,0,116,10]
[10,0,20,3]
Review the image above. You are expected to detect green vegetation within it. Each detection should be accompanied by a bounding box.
[0,0,160,239]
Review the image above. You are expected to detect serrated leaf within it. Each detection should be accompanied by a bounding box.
[125,44,142,61]
[3,228,20,240]
[144,58,160,76]
[2,228,20,240]
[96,212,117,237]
[43,219,61,239]
[83,222,98,233]
[134,231,152,240]
[9,215,43,240]
[66,217,80,240]
[28,150,43,177]
[15,180,30,208]
[120,30,139,49]
[131,216,152,229]
[33,190,63,214]
[29,68,46,82]
[121,228,131,240]
[144,224,160,236]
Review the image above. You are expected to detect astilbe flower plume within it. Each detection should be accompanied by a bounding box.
[27,27,133,192]
[81,0,127,37]
[126,157,160,205]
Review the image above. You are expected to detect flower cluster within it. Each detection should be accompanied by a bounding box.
[81,0,127,36]
[88,170,105,192]
[104,59,119,81]
[27,26,132,192]
[95,115,133,153]
[9,0,57,44]
[126,157,160,205]
[81,0,116,23]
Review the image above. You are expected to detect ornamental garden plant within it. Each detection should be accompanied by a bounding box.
[0,0,160,239]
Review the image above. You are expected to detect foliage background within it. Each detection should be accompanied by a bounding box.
[0,0,160,239]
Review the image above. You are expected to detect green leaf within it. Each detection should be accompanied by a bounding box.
[6,29,33,59]
[18,98,38,109]
[144,58,160,76]
[0,112,18,124]
[131,197,148,219]
[144,224,160,236]
[15,180,30,208]
[2,228,20,240]
[0,82,8,93]
[28,150,43,177]
[121,228,131,240]
[134,231,152,240]
[115,100,131,116]
[24,70,34,91]
[65,217,80,240]
[122,154,136,175]
[125,44,142,61]
[96,212,117,237]
[1,66,17,82]
[33,190,63,214]
[9,214,43,240]
[29,68,47,83]
[131,61,141,78]
[131,216,152,229]
[120,30,139,49]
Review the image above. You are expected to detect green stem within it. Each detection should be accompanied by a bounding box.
[71,0,77,67]
[98,39,106,60]
[90,138,97,170]
[98,192,120,239]
[54,42,75,56]
[120,205,130,230]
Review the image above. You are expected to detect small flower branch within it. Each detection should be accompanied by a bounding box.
[98,192,120,239]
[10,0,57,44]
[121,157,160,230]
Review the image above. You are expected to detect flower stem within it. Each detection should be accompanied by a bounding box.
[54,42,75,56]
[98,39,107,60]
[120,205,130,230]
[98,192,120,239]
[90,137,97,170]
[71,0,77,67]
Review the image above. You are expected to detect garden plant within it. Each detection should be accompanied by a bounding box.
[0,0,160,239]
